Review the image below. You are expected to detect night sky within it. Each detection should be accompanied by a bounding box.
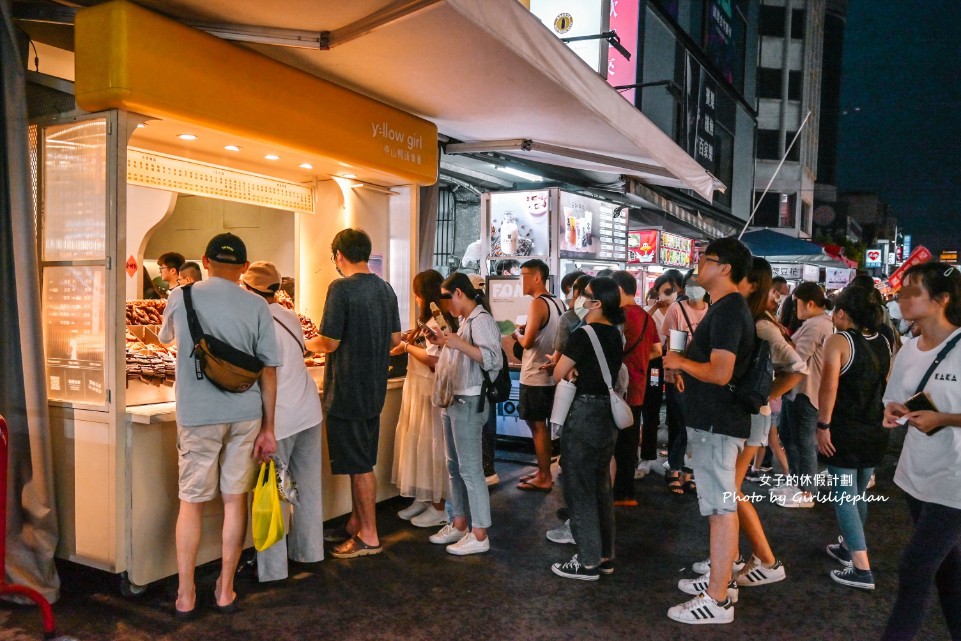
[836,0,961,254]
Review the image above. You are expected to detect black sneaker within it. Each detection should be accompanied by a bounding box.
[830,566,875,590]
[745,468,764,483]
[551,554,600,581]
[599,558,615,575]
[556,507,570,521]
[826,536,853,568]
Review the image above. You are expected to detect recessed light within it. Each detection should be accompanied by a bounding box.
[178,134,197,141]
[224,145,241,152]
[341,173,357,179]
[265,154,280,160]
[299,163,313,170]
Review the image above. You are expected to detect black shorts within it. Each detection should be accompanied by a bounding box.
[519,384,556,422]
[326,414,380,475]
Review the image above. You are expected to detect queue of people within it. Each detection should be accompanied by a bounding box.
[157,228,960,638]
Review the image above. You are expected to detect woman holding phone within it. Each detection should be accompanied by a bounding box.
[880,263,961,640]
[815,285,893,590]
[424,273,501,556]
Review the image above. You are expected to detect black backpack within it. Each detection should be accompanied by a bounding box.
[468,311,513,412]
[729,335,773,415]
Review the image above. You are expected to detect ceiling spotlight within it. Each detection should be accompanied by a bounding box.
[136,123,146,129]
[299,163,313,170]
[224,145,241,152]
[341,173,357,179]
[264,154,280,160]
[178,134,197,141]
[496,166,543,182]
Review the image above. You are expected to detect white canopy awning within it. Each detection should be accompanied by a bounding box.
[113,0,723,201]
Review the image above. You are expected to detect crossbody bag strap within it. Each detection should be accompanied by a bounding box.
[914,331,961,395]
[273,316,307,357]
[624,313,648,356]
[180,284,206,381]
[582,325,613,390]
[678,301,695,334]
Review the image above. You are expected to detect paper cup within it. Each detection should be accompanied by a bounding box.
[669,329,689,353]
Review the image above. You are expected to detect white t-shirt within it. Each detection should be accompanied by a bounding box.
[270,304,324,440]
[884,328,961,509]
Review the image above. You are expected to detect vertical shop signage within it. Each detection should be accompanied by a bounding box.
[685,56,717,171]
[628,230,658,264]
[607,0,639,103]
[903,234,912,258]
[658,232,694,269]
[530,0,609,73]
[705,0,735,85]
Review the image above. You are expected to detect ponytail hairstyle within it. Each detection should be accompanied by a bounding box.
[902,262,961,327]
[588,277,626,325]
[413,269,458,332]
[745,256,774,322]
[793,281,832,310]
[834,285,883,333]
[442,271,492,315]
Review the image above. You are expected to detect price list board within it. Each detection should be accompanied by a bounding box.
[42,266,107,405]
[597,206,628,261]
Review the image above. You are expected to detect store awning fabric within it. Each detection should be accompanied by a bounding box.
[114,0,722,200]
[741,229,847,266]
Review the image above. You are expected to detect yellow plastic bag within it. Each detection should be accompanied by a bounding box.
[252,460,285,551]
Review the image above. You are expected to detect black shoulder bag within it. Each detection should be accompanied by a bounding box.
[907,331,961,435]
[182,284,265,393]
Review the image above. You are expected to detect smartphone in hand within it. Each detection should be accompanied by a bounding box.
[418,320,437,340]
[898,392,945,435]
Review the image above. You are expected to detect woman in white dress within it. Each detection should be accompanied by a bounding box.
[392,270,458,527]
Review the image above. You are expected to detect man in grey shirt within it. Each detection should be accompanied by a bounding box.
[159,233,281,618]
[307,229,402,559]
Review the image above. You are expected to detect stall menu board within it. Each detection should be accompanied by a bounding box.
[559,191,627,261]
[825,268,855,290]
[659,232,694,269]
[802,264,820,282]
[489,190,551,258]
[628,230,658,264]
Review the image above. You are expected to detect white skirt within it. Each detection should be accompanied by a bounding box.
[392,357,448,503]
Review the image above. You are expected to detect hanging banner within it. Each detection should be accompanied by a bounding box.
[628,230,658,264]
[888,246,933,291]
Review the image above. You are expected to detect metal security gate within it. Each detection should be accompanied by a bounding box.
[433,186,456,271]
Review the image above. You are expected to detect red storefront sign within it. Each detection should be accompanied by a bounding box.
[888,246,932,291]
[628,230,658,264]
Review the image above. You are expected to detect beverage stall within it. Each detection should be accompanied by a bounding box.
[34,1,436,594]
[627,229,696,301]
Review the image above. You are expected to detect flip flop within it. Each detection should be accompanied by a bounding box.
[517,480,553,493]
[519,471,538,483]
[331,535,383,559]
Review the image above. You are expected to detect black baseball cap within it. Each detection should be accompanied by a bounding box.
[204,233,247,265]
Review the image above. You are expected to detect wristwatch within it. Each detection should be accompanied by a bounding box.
[816,420,831,431]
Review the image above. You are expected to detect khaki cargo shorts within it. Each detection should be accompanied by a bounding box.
[177,419,261,502]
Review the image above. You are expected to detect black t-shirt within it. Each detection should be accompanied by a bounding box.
[563,323,624,396]
[320,273,401,419]
[681,292,755,438]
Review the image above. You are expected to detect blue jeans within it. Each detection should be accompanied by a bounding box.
[826,465,873,552]
[781,394,818,491]
[442,396,491,529]
[561,394,617,568]
[666,385,690,473]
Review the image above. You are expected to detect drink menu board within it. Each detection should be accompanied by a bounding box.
[659,232,694,269]
[559,192,627,261]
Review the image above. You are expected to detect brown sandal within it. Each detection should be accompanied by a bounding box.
[666,471,684,495]
[331,535,383,559]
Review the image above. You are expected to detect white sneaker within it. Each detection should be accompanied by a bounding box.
[678,575,739,603]
[446,531,490,556]
[692,555,746,576]
[635,460,652,479]
[769,484,794,499]
[428,523,466,545]
[486,473,500,486]
[546,519,575,545]
[397,500,428,521]
[735,555,786,586]
[410,505,450,528]
[777,490,814,509]
[866,473,876,490]
[667,593,734,625]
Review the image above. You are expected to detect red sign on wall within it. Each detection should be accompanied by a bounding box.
[628,230,658,264]
[888,246,932,291]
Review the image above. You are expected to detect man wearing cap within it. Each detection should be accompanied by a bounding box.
[306,228,402,559]
[159,233,282,617]
[241,262,325,581]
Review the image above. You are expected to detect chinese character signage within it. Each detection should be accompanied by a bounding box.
[628,230,658,264]
[888,246,933,291]
[607,0,639,103]
[705,0,735,85]
[659,232,694,269]
[685,55,717,171]
[771,263,802,280]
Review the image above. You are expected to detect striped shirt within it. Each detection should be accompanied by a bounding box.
[438,305,502,396]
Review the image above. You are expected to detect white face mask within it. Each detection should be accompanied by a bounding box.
[659,291,677,305]
[686,286,706,303]
[573,296,590,320]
